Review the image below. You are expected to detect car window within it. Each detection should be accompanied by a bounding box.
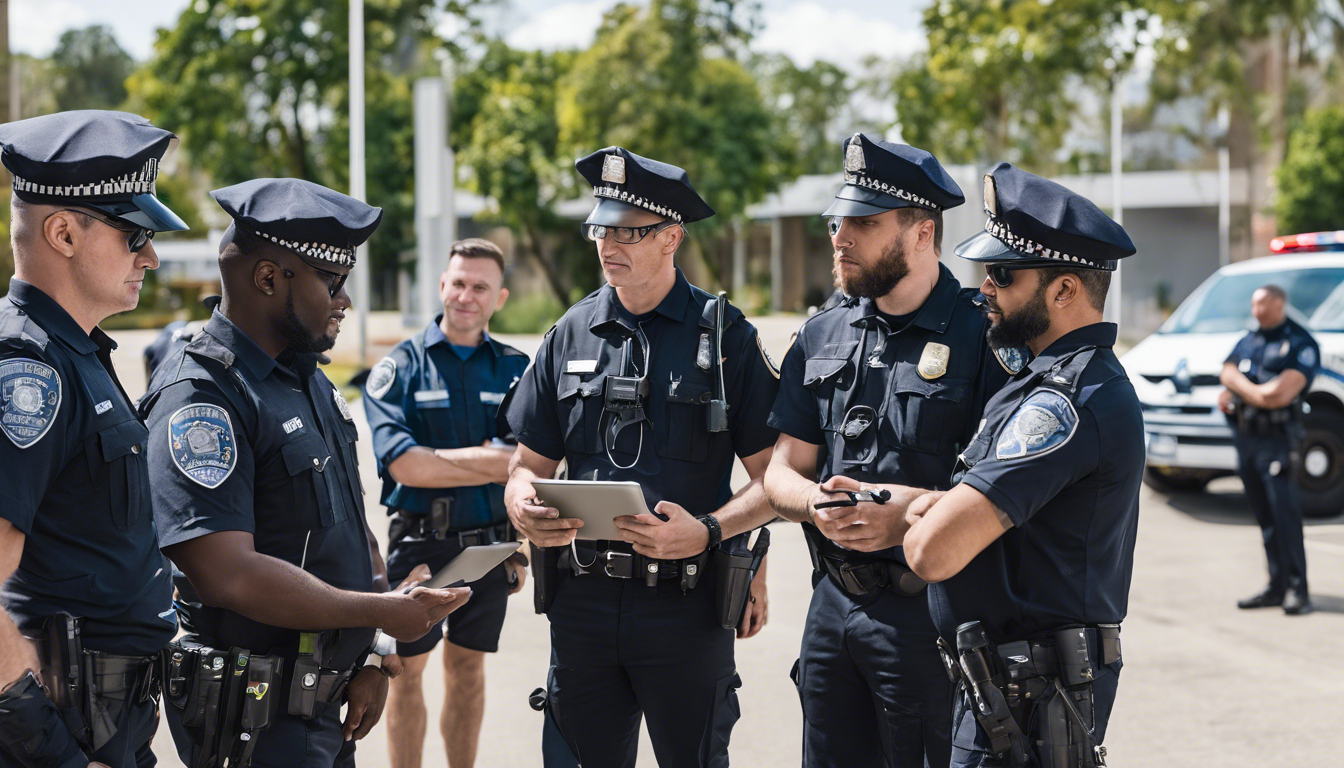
[1160,266,1344,334]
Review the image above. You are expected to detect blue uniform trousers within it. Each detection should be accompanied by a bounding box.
[165,696,355,768]
[1234,433,1309,595]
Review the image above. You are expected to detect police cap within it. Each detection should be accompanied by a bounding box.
[823,133,965,218]
[576,146,715,227]
[211,178,383,267]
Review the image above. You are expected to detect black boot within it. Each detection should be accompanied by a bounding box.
[1282,588,1314,615]
[1237,588,1284,609]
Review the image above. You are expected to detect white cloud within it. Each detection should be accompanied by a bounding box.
[505,0,618,51]
[755,2,925,71]
[10,0,93,57]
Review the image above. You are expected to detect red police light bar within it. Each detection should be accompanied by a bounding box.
[1271,231,1344,253]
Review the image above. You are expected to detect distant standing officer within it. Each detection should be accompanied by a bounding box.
[363,238,531,768]
[814,164,1143,768]
[0,109,189,768]
[763,134,1015,768]
[1219,284,1319,615]
[504,147,779,768]
[140,178,471,768]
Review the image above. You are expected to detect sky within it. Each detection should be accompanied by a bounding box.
[9,0,931,73]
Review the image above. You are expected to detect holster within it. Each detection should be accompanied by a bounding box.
[0,672,90,768]
[286,631,361,721]
[713,528,770,630]
[161,638,282,768]
[532,542,562,615]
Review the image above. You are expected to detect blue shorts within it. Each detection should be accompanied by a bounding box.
[385,532,512,656]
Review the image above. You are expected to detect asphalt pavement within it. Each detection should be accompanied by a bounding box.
[105,313,1343,768]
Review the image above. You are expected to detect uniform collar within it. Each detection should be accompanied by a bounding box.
[204,309,279,380]
[1026,322,1118,374]
[1257,320,1290,340]
[6,278,102,355]
[425,316,498,357]
[590,268,693,334]
[850,263,960,333]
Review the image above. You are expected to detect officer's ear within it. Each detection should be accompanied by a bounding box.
[1049,273,1083,309]
[42,210,82,259]
[659,224,684,255]
[254,259,281,297]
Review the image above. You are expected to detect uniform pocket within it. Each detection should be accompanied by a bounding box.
[557,373,606,455]
[91,420,150,530]
[415,395,456,446]
[701,672,742,768]
[892,363,969,455]
[803,341,859,431]
[281,436,337,529]
[657,376,713,463]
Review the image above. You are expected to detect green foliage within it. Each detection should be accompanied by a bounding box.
[1275,106,1344,234]
[49,26,135,111]
[490,290,567,334]
[750,53,854,176]
[893,0,1150,169]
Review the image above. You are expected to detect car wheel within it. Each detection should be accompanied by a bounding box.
[1143,466,1213,493]
[1297,408,1344,519]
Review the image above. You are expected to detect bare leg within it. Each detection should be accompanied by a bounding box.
[441,641,487,768]
[387,651,433,768]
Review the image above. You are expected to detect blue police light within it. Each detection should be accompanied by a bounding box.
[1270,231,1344,253]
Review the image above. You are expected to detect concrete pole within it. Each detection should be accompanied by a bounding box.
[1218,104,1232,267]
[414,77,447,327]
[349,0,369,366]
[732,218,748,297]
[1108,77,1124,331]
[440,57,456,287]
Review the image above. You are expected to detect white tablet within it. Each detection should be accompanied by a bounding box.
[418,542,522,589]
[531,479,651,541]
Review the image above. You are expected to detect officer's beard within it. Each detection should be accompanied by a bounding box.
[834,237,910,299]
[280,292,337,354]
[986,282,1052,349]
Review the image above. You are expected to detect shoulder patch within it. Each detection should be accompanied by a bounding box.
[366,356,397,400]
[996,389,1078,461]
[758,336,780,379]
[0,358,61,448]
[333,386,354,422]
[994,345,1028,375]
[168,404,237,488]
[1299,345,1317,369]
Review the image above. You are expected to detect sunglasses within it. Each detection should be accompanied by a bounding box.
[986,264,1030,289]
[282,263,349,298]
[583,220,678,244]
[50,208,155,253]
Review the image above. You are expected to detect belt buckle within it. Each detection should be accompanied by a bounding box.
[837,561,875,595]
[602,551,633,578]
[457,531,483,547]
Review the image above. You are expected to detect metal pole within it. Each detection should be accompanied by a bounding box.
[1109,77,1124,331]
[441,57,456,282]
[414,77,446,328]
[1218,104,1232,267]
[349,0,369,366]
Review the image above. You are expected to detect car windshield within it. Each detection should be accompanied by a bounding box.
[1160,266,1344,334]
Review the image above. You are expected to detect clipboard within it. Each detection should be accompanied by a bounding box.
[531,479,650,541]
[414,542,522,590]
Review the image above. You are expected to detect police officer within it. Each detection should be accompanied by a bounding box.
[143,318,207,382]
[0,110,188,768]
[822,164,1142,768]
[140,178,471,767]
[503,147,780,768]
[1219,284,1318,615]
[363,238,530,768]
[763,134,1016,768]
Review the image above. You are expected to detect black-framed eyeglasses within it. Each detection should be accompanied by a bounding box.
[48,208,155,253]
[986,264,1030,289]
[282,263,349,298]
[583,220,679,244]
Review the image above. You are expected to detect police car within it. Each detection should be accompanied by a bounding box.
[1121,231,1344,518]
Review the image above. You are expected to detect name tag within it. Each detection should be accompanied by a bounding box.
[94,400,113,415]
[283,417,303,434]
[566,360,599,374]
[414,390,449,403]
[480,391,506,405]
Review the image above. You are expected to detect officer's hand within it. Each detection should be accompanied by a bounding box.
[381,653,405,679]
[612,502,708,560]
[381,586,472,643]
[506,480,582,547]
[342,666,389,742]
[737,559,769,640]
[393,564,433,593]
[807,476,858,523]
[504,552,528,595]
[1218,388,1236,414]
[813,477,898,551]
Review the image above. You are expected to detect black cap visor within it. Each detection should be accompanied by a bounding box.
[954,230,1116,271]
[822,183,929,218]
[585,198,669,227]
[85,193,189,232]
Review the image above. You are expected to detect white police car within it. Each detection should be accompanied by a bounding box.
[1121,231,1344,518]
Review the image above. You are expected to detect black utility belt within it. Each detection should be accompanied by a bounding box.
[561,541,709,589]
[817,553,927,598]
[392,510,511,546]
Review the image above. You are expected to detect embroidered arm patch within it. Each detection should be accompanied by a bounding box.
[1,358,61,448]
[169,403,238,488]
[366,356,397,400]
[996,389,1078,461]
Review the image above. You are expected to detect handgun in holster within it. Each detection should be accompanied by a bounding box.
[532,542,562,615]
[39,613,90,748]
[955,621,1030,766]
[713,527,771,630]
[287,631,359,721]
[163,638,282,768]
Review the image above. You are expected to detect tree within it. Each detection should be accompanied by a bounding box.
[1275,106,1344,234]
[892,0,1151,169]
[751,53,856,176]
[49,26,135,112]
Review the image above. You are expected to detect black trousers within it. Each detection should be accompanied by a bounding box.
[0,697,159,768]
[165,696,355,768]
[546,568,739,768]
[794,573,951,768]
[1235,433,1309,594]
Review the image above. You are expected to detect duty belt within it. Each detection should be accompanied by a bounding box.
[817,553,927,598]
[393,512,511,547]
[88,653,160,705]
[562,541,710,590]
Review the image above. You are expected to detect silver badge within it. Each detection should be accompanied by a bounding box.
[333,386,353,422]
[602,155,626,184]
[844,135,865,173]
[1299,346,1317,368]
[984,174,998,216]
[366,357,397,400]
[697,334,712,371]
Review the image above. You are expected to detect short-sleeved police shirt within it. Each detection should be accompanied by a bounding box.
[1225,318,1320,391]
[768,264,1012,562]
[141,310,374,654]
[363,318,529,528]
[929,322,1144,642]
[0,280,175,655]
[506,269,779,519]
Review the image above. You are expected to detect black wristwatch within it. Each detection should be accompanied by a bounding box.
[697,514,722,549]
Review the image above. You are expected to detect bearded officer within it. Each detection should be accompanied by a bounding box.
[0,110,188,768]
[762,134,1017,768]
[140,179,471,767]
[815,164,1142,768]
[504,147,779,767]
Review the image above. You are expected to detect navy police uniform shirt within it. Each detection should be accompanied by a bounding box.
[1225,318,1319,398]
[506,269,779,521]
[363,318,530,528]
[0,280,176,656]
[931,322,1144,642]
[140,310,374,657]
[768,264,1016,563]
